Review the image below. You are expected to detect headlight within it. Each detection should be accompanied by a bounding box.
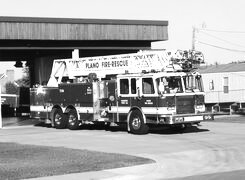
[175,117,184,122]
[167,107,175,111]
[196,95,204,105]
[196,105,204,109]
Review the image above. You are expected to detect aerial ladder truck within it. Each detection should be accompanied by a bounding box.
[30,49,213,134]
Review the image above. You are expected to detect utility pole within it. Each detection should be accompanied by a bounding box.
[192,26,196,51]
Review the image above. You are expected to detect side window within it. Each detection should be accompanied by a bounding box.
[131,78,136,94]
[142,78,155,94]
[209,80,214,90]
[223,77,229,93]
[120,79,129,94]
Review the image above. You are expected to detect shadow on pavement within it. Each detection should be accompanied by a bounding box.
[148,125,209,135]
[4,117,209,135]
[50,123,209,135]
[104,124,209,135]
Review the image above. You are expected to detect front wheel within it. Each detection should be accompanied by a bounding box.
[67,109,80,130]
[128,110,149,135]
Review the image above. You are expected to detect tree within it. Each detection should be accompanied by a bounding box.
[5,81,18,94]
[16,67,30,87]
[4,66,30,94]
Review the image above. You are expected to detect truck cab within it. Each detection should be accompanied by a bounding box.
[114,71,211,133]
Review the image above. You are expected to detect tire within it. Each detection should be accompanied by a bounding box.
[128,109,149,134]
[67,109,80,130]
[105,122,111,131]
[52,108,67,129]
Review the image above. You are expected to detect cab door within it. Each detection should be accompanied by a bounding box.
[130,77,141,108]
[117,78,131,122]
[131,77,158,120]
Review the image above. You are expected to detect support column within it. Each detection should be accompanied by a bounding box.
[0,84,2,129]
[72,49,79,59]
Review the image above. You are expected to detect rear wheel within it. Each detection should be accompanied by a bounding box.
[67,109,80,130]
[52,108,67,129]
[128,110,149,134]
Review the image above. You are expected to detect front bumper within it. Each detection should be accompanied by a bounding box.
[159,113,214,124]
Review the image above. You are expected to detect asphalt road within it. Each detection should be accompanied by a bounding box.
[1,115,245,180]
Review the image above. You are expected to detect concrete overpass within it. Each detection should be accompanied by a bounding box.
[0,16,168,85]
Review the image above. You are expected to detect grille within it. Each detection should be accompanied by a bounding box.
[176,96,195,114]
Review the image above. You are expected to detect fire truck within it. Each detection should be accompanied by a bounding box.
[30,50,213,134]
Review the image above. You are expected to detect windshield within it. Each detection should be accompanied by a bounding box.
[183,75,203,92]
[157,76,183,94]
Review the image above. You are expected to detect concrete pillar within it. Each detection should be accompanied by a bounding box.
[72,49,79,59]
[0,84,2,129]
[0,75,7,129]
[33,57,53,85]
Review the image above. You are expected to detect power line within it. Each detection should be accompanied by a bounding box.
[198,41,245,53]
[198,31,245,48]
[197,28,245,34]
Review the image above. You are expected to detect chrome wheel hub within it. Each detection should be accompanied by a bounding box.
[55,114,61,125]
[68,115,76,125]
[132,117,141,130]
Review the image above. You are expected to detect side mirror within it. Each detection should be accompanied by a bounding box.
[159,82,165,93]
[137,87,142,100]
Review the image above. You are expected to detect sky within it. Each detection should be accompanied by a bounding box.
[0,62,24,80]
[0,0,245,65]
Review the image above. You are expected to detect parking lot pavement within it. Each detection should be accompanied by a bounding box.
[1,117,245,179]
[213,114,245,123]
[2,114,243,128]
[2,116,40,127]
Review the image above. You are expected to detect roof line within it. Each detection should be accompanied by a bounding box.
[201,71,245,74]
[0,16,168,26]
[199,63,245,73]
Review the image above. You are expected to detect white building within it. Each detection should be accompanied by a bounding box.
[199,63,245,111]
[0,70,15,93]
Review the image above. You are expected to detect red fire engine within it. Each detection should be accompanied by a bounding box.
[30,50,213,134]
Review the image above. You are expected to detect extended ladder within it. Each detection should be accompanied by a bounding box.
[47,50,204,86]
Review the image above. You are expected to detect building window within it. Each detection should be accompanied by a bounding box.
[223,77,229,93]
[209,80,214,90]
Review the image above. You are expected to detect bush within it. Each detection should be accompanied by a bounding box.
[5,82,18,94]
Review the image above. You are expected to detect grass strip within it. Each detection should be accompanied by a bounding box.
[0,142,154,179]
